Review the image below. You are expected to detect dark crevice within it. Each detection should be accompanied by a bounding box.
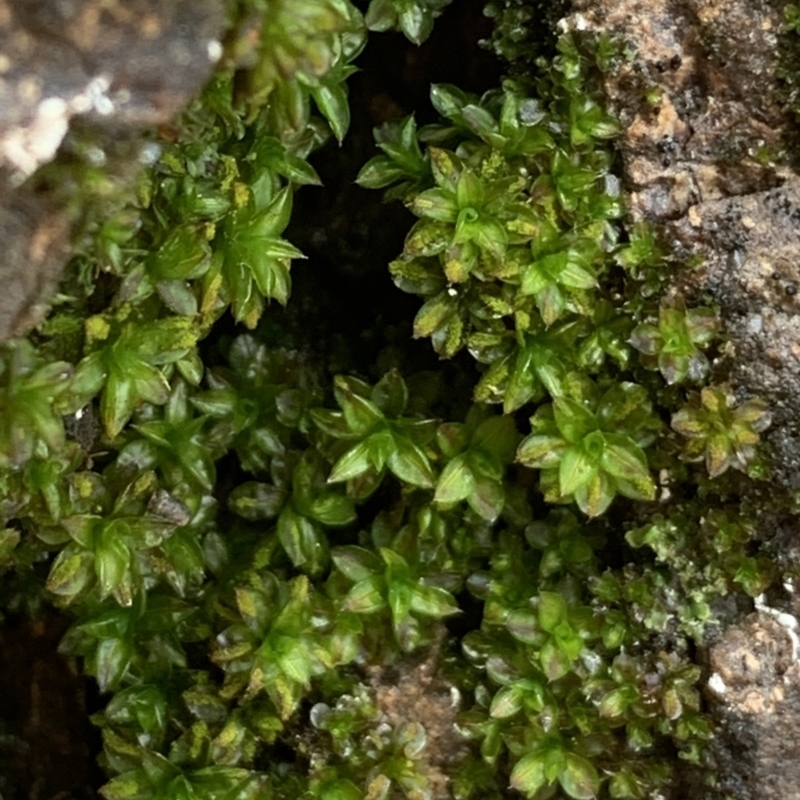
[281,0,501,383]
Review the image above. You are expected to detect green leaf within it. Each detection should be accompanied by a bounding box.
[462,104,499,140]
[46,547,95,601]
[372,369,409,417]
[670,407,705,437]
[490,684,523,719]
[95,636,132,693]
[434,453,475,503]
[276,153,322,186]
[540,637,571,681]
[388,578,414,624]
[404,220,451,256]
[102,370,136,439]
[472,415,519,465]
[97,533,132,605]
[398,3,434,44]
[387,436,435,488]
[599,686,635,719]
[356,155,406,188]
[510,752,549,796]
[409,583,459,617]
[0,527,19,564]
[131,361,171,406]
[332,545,382,582]
[343,575,386,614]
[574,470,615,517]
[275,637,313,687]
[467,473,505,523]
[360,430,391,476]
[311,81,351,143]
[228,482,287,520]
[99,771,152,800]
[366,0,397,32]
[429,85,470,122]
[334,376,384,434]
[456,168,485,208]
[553,397,597,443]
[559,752,600,800]
[559,446,597,497]
[706,433,733,478]
[328,439,373,483]
[413,291,456,338]
[601,438,654,498]
[320,779,362,800]
[411,188,459,222]
[559,257,598,290]
[277,506,328,573]
[309,492,357,527]
[517,434,567,469]
[538,591,568,633]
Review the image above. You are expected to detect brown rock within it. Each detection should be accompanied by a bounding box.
[568,0,785,222]
[564,0,800,489]
[562,3,800,796]
[703,613,800,800]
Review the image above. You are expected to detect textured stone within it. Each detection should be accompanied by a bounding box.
[562,3,800,797]
[0,0,225,341]
[564,0,800,491]
[703,612,800,800]
[0,0,224,181]
[567,0,785,223]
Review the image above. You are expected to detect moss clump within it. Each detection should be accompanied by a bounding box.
[0,2,779,799]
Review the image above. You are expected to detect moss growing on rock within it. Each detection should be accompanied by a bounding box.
[0,2,787,799]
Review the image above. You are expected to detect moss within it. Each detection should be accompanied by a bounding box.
[0,2,782,799]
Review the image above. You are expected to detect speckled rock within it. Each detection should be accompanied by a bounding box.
[0,0,224,181]
[562,2,800,796]
[0,0,225,341]
[702,611,800,800]
[564,0,800,490]
[567,0,785,223]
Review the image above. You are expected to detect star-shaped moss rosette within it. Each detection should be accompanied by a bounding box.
[312,371,437,497]
[671,385,772,477]
[629,303,719,384]
[405,147,533,284]
[365,0,454,44]
[0,340,74,468]
[516,380,659,517]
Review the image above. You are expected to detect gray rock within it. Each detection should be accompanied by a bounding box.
[0,0,225,340]
[0,0,225,181]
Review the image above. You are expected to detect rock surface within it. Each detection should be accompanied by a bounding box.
[0,0,225,340]
[704,611,800,800]
[0,0,224,181]
[565,0,800,489]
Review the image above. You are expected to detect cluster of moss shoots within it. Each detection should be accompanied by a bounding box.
[0,1,779,799]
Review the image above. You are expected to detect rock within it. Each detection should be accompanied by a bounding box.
[0,0,225,182]
[0,0,225,341]
[567,0,785,223]
[563,0,800,489]
[561,2,800,796]
[703,611,800,800]
[0,192,71,338]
